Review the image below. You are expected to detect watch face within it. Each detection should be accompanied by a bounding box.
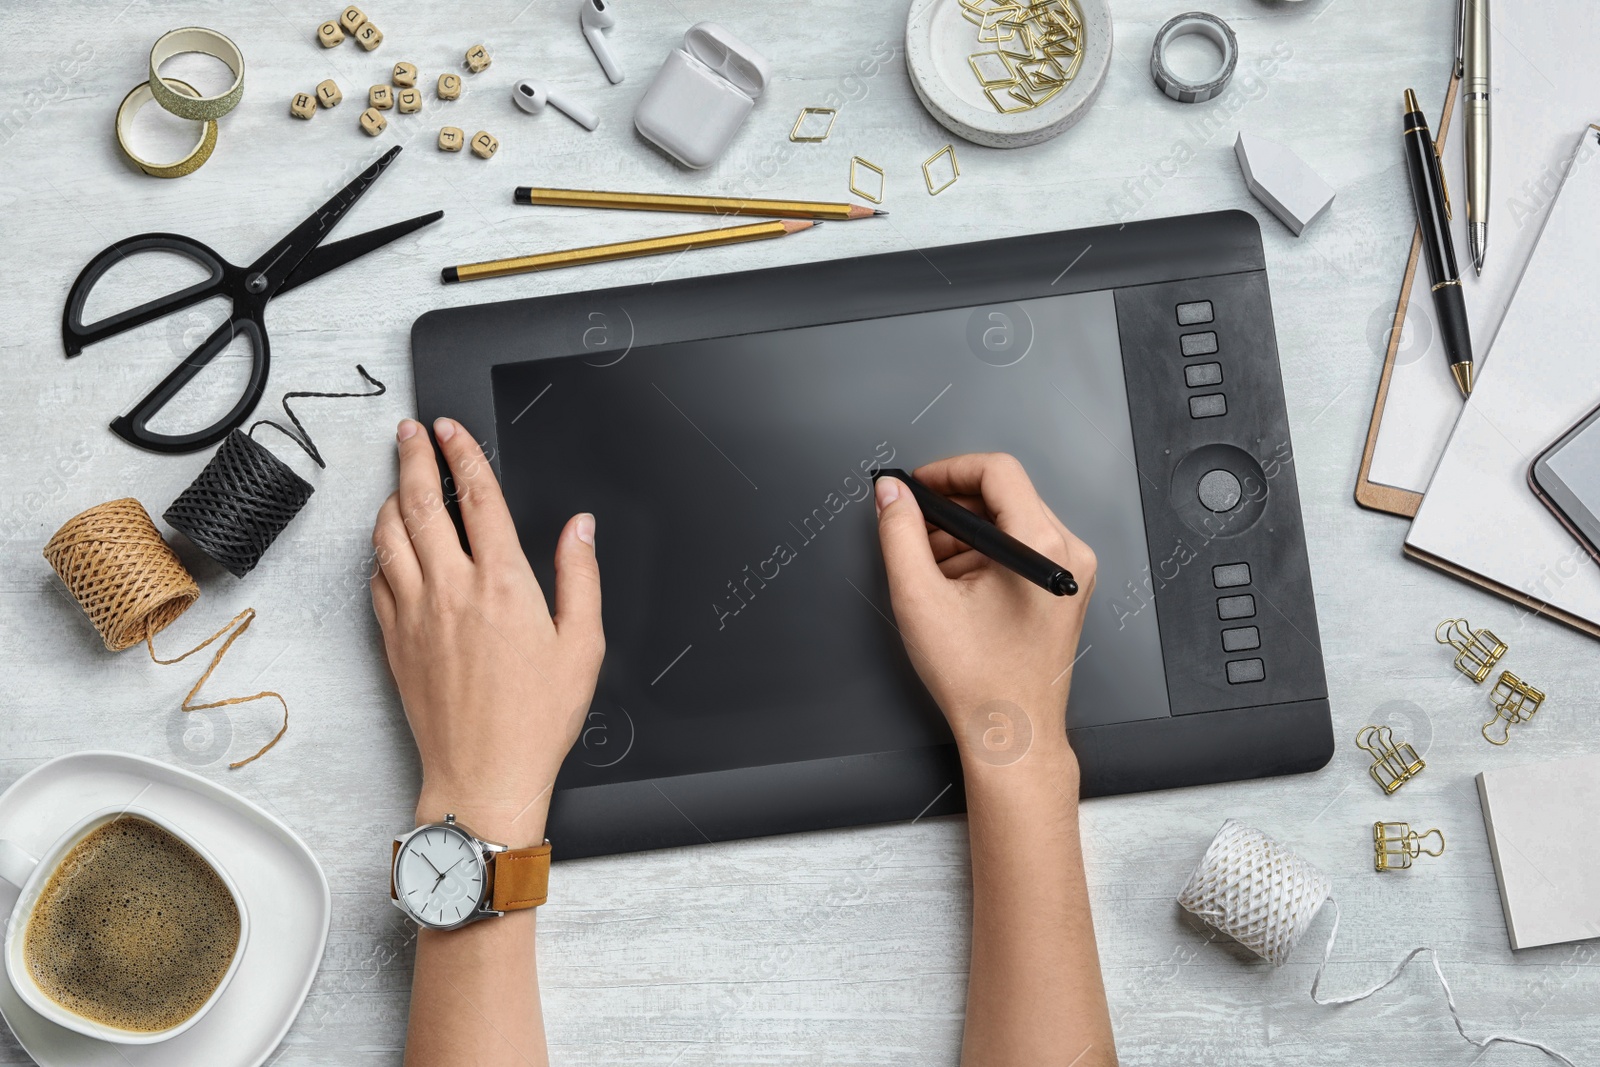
[395,824,486,928]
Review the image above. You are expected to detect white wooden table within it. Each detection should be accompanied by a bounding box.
[2,1,1595,1064]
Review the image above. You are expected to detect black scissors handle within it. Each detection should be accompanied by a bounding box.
[62,234,233,357]
[111,316,270,454]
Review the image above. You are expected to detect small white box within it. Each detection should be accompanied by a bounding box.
[634,23,770,169]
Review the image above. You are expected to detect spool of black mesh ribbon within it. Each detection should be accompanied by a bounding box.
[164,366,385,577]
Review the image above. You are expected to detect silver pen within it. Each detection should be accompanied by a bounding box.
[1458,0,1491,274]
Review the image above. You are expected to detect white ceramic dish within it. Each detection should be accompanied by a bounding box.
[0,752,330,1067]
[906,0,1113,148]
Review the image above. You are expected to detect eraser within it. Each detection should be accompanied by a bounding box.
[1234,132,1335,237]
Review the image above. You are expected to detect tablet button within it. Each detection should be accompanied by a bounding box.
[1217,594,1255,620]
[1181,331,1219,356]
[1197,468,1241,511]
[1176,300,1214,325]
[1221,625,1260,652]
[1189,394,1227,419]
[1185,362,1223,387]
[1212,562,1251,588]
[1226,658,1265,684]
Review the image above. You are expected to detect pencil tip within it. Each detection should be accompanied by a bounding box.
[874,209,889,215]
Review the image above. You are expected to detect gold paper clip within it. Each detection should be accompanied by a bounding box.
[788,107,837,143]
[922,144,959,195]
[1354,725,1424,794]
[1435,617,1506,683]
[1373,821,1445,872]
[848,157,884,204]
[1483,670,1545,745]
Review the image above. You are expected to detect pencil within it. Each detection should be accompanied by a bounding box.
[441,219,818,284]
[512,186,886,221]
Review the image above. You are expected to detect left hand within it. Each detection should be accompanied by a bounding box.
[370,417,604,845]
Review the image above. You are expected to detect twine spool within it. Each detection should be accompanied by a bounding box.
[1177,819,1575,1066]
[43,498,199,651]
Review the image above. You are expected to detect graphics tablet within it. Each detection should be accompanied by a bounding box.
[412,210,1332,858]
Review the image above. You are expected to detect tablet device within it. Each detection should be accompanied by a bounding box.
[413,210,1333,858]
[1531,400,1600,567]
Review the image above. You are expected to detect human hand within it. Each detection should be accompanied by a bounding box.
[370,418,604,846]
[873,454,1096,773]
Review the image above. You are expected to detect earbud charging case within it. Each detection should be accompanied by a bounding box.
[634,22,771,169]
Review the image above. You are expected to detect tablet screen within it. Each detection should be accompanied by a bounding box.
[1542,405,1600,547]
[493,288,1172,789]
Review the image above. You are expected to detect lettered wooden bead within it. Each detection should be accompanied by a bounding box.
[290,92,317,120]
[438,126,464,152]
[355,20,383,51]
[339,6,366,33]
[360,107,387,136]
[437,73,461,100]
[368,84,393,110]
[317,20,345,47]
[392,62,417,87]
[464,45,491,73]
[315,79,342,108]
[470,130,498,158]
[396,87,422,114]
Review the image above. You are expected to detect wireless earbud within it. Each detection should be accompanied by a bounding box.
[580,0,623,84]
[512,80,599,130]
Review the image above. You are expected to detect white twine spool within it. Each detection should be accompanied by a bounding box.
[1177,819,1575,1066]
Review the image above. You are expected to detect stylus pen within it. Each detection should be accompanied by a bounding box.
[874,468,1078,597]
[513,187,887,220]
[441,219,816,283]
[1458,0,1491,274]
[1402,88,1475,397]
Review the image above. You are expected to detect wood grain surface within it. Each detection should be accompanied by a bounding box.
[1,1,1595,1064]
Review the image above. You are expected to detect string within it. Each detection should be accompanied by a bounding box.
[164,366,386,577]
[42,498,286,768]
[1179,820,1574,1066]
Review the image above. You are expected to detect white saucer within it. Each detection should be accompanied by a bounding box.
[0,752,330,1066]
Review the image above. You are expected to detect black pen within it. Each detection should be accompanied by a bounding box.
[874,468,1078,596]
[1402,87,1475,397]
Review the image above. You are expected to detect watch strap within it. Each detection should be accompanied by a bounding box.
[489,842,552,911]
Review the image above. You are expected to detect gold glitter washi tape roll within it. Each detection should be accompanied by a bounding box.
[147,27,245,122]
[115,78,218,179]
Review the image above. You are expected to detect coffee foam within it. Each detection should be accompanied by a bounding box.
[23,815,240,1033]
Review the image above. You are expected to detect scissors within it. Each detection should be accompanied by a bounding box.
[63,146,442,454]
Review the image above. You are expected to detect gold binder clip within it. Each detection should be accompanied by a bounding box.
[1435,617,1506,683]
[1354,725,1425,794]
[1483,670,1546,745]
[1373,821,1445,872]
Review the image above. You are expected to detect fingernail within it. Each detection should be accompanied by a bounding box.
[397,419,419,442]
[433,417,456,443]
[574,513,595,546]
[874,477,899,514]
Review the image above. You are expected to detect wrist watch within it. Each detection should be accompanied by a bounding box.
[390,813,551,930]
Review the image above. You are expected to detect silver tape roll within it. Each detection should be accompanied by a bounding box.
[1150,12,1237,104]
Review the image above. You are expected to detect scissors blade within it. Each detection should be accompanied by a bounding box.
[248,146,405,294]
[278,210,444,294]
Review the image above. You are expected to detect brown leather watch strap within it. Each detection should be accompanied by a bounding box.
[489,842,552,911]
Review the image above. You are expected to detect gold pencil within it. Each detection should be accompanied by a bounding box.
[441,219,818,284]
[512,186,886,221]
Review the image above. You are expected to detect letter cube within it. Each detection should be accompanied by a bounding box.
[438,126,464,152]
[339,6,366,33]
[368,84,393,110]
[396,87,422,113]
[392,62,417,87]
[317,20,345,47]
[315,79,342,108]
[437,73,461,100]
[290,92,317,120]
[464,45,491,73]
[470,130,498,158]
[355,21,383,50]
[360,107,387,136]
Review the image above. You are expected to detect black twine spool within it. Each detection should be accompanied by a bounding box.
[164,367,385,577]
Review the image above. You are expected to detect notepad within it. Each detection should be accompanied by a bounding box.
[1358,1,1600,512]
[1477,753,1600,950]
[1404,125,1600,637]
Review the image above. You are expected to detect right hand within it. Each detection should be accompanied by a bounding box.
[873,454,1096,770]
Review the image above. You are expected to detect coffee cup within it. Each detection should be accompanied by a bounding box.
[0,805,249,1044]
